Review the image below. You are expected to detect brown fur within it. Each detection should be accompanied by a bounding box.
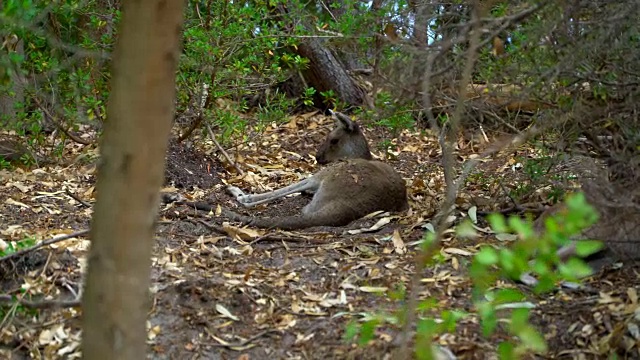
[225,111,408,230]
[224,159,408,230]
[315,110,372,164]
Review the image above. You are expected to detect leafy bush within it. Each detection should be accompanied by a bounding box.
[1,0,310,145]
[345,193,603,359]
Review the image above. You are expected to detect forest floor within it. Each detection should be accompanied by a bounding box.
[0,112,638,359]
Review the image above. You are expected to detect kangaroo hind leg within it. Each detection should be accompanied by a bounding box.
[227,176,321,208]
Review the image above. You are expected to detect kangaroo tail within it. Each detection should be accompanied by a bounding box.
[220,208,337,230]
[173,201,355,230]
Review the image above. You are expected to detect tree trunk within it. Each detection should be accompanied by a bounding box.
[296,37,365,107]
[262,3,366,109]
[81,0,186,359]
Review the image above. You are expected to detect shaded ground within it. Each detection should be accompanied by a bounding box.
[0,113,638,359]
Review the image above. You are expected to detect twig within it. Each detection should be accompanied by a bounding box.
[177,114,203,141]
[476,205,530,216]
[204,329,280,348]
[196,219,226,234]
[37,252,53,278]
[177,201,217,213]
[497,180,520,208]
[0,229,90,263]
[400,1,484,355]
[58,278,81,299]
[65,189,92,208]
[206,124,243,175]
[249,233,316,245]
[31,96,92,145]
[0,295,81,309]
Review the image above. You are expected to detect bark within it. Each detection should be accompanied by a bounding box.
[296,37,365,107]
[370,0,384,110]
[81,0,186,359]
[411,0,429,48]
[406,0,433,102]
[270,3,364,108]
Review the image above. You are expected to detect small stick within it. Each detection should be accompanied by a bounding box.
[0,294,81,309]
[0,229,90,263]
[205,123,243,175]
[249,233,315,245]
[196,219,226,234]
[37,251,53,278]
[204,329,280,348]
[32,96,91,145]
[65,189,92,208]
[477,205,525,216]
[498,179,520,209]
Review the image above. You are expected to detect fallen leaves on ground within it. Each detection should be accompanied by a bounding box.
[0,114,638,359]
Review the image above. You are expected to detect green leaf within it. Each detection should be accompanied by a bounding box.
[478,302,498,337]
[509,308,531,329]
[493,289,526,304]
[358,319,379,345]
[388,283,406,301]
[515,326,547,353]
[469,260,498,294]
[457,220,478,239]
[416,318,437,338]
[343,321,360,341]
[533,274,557,294]
[508,216,534,240]
[530,260,551,277]
[414,341,436,360]
[421,231,437,251]
[476,247,499,265]
[559,258,594,280]
[440,310,466,332]
[498,248,516,274]
[497,341,516,360]
[488,213,509,233]
[416,298,438,311]
[574,240,604,257]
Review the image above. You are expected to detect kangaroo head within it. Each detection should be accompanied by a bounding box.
[315,110,373,165]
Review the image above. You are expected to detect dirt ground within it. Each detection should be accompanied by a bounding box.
[1,112,639,359]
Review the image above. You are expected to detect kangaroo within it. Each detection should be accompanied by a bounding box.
[223,110,408,230]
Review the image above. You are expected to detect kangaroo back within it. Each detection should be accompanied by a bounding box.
[315,110,372,164]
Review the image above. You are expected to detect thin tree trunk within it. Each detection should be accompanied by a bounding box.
[408,0,432,102]
[81,0,186,359]
[370,0,384,110]
[0,36,24,125]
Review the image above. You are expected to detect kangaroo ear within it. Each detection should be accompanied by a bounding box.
[331,111,357,133]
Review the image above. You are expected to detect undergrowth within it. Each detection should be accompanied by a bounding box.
[344,193,603,360]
